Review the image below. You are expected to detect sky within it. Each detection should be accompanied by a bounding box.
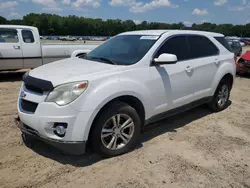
[0,0,249,25]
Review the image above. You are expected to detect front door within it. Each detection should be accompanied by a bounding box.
[0,28,23,70]
[149,35,195,115]
[21,29,42,68]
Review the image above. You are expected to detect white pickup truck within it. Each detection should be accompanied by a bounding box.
[0,25,99,71]
[17,29,236,157]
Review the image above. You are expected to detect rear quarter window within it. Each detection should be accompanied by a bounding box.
[215,37,233,52]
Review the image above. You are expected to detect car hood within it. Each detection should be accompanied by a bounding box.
[29,57,119,86]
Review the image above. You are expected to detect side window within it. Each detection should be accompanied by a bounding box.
[22,30,34,43]
[188,36,218,59]
[155,36,189,61]
[215,37,232,52]
[0,28,19,43]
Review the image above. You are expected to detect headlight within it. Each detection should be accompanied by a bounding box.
[45,81,88,106]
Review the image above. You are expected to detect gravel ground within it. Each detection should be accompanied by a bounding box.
[0,61,250,188]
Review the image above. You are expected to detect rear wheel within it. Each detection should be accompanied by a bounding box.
[90,102,141,157]
[208,79,231,112]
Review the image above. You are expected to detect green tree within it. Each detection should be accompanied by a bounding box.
[0,16,7,24]
[1,13,250,37]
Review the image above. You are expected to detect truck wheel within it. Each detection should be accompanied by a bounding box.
[90,102,141,157]
[208,79,231,112]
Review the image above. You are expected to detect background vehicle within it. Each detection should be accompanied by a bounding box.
[240,38,250,46]
[239,41,245,47]
[0,25,99,71]
[17,30,235,157]
[60,35,77,41]
[237,51,250,75]
[227,40,242,56]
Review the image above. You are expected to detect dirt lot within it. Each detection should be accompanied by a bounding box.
[0,61,250,188]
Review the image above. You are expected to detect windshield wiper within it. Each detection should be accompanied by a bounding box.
[90,56,117,65]
[99,57,117,65]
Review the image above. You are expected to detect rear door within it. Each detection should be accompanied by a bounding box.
[187,35,219,100]
[21,29,42,68]
[0,28,23,70]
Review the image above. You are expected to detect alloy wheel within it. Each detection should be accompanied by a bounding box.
[101,114,135,150]
[217,84,229,107]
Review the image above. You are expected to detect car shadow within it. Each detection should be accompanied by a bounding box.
[236,74,250,79]
[0,70,27,82]
[24,101,232,167]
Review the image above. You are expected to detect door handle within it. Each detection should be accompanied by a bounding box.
[13,45,20,50]
[185,65,193,73]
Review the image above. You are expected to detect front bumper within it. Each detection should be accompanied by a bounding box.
[16,116,86,155]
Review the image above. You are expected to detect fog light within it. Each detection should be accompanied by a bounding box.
[53,123,67,137]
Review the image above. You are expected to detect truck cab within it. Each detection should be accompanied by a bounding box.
[0,25,99,71]
[0,25,42,70]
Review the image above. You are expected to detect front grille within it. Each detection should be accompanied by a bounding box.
[24,84,43,94]
[21,99,38,113]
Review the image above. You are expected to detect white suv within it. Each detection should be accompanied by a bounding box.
[17,30,236,157]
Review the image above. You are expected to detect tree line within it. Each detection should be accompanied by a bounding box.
[0,13,250,37]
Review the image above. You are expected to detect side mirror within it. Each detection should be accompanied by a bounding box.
[153,53,177,65]
[71,49,91,58]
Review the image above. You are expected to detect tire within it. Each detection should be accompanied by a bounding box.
[208,79,231,112]
[90,102,141,157]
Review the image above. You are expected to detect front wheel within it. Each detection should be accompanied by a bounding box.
[90,102,141,157]
[208,79,231,112]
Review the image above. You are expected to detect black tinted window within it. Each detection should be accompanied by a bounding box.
[156,36,189,61]
[188,36,218,59]
[215,37,232,52]
[22,30,34,43]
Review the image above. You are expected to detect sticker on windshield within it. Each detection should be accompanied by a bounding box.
[140,36,159,40]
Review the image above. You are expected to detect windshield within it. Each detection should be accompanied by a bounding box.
[85,35,158,65]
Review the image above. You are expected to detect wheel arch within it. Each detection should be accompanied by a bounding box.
[87,95,146,142]
[221,73,234,90]
[211,62,235,95]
